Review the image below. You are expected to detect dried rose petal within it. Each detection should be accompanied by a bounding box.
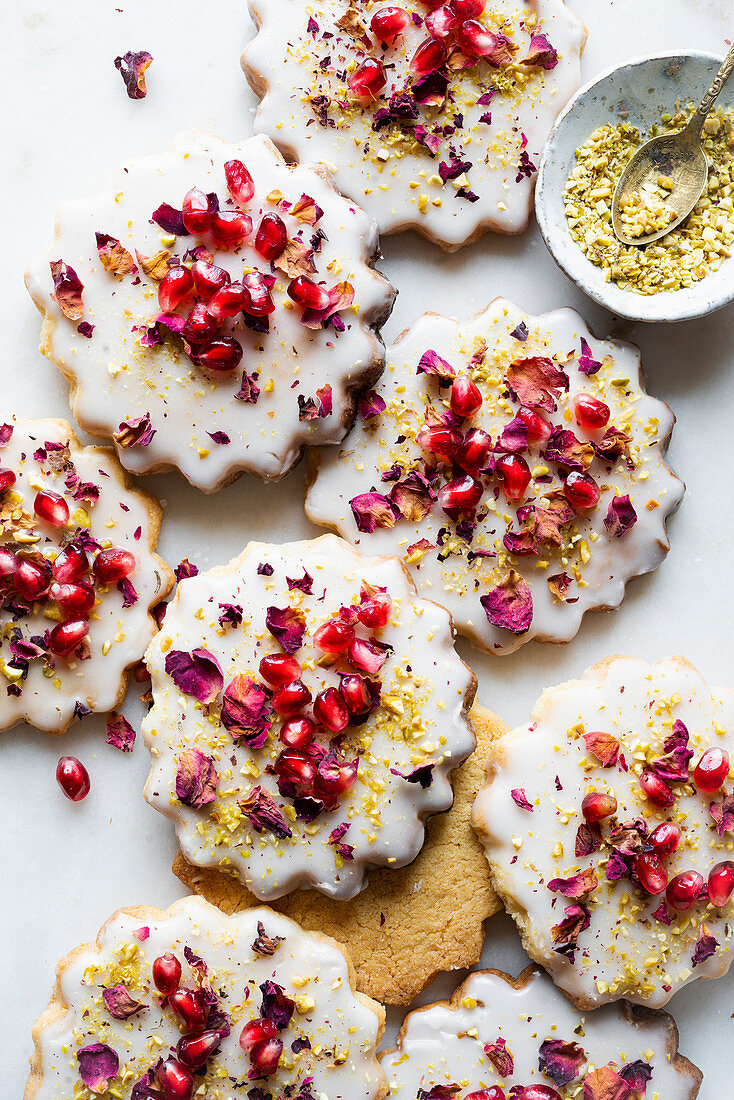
[575,822,602,857]
[113,412,156,449]
[135,247,171,280]
[538,1038,586,1087]
[176,748,219,809]
[547,868,598,898]
[106,712,136,753]
[240,785,292,839]
[417,349,456,380]
[290,194,324,225]
[165,648,223,704]
[511,787,533,811]
[577,337,602,375]
[497,416,528,453]
[102,983,146,1019]
[484,1037,514,1077]
[235,370,261,405]
[221,675,272,747]
[416,1089,461,1100]
[505,356,568,411]
[260,979,296,1030]
[692,924,718,968]
[390,471,437,522]
[252,920,284,956]
[481,570,533,634]
[522,32,559,69]
[151,202,188,236]
[595,426,631,462]
[350,491,401,533]
[548,571,572,601]
[709,792,734,836]
[390,763,435,788]
[604,495,637,538]
[544,428,594,471]
[50,259,84,320]
[0,424,13,447]
[286,571,313,594]
[551,903,590,958]
[619,1060,653,1097]
[76,1044,119,1094]
[358,390,387,421]
[583,1065,631,1100]
[95,232,137,276]
[582,730,620,768]
[114,50,153,99]
[207,431,230,445]
[650,720,693,783]
[265,605,306,654]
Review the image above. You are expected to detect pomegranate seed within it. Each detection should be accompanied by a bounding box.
[649,821,681,858]
[426,5,459,39]
[517,406,552,445]
[133,660,151,683]
[50,581,95,615]
[211,210,252,247]
[56,756,90,801]
[272,679,312,716]
[255,213,288,262]
[574,393,610,432]
[52,544,89,583]
[177,1029,221,1069]
[249,1037,283,1077]
[455,18,499,58]
[634,853,668,895]
[168,988,210,1032]
[158,266,194,313]
[259,654,302,687]
[224,159,255,205]
[287,276,330,311]
[242,272,275,316]
[666,870,704,911]
[371,6,411,45]
[152,952,182,995]
[315,757,358,808]
[155,1057,194,1100]
[563,471,600,511]
[0,547,18,580]
[313,620,354,654]
[0,467,16,492]
[208,282,251,320]
[348,58,387,101]
[465,1091,506,1100]
[456,428,492,473]
[181,302,217,345]
[49,618,88,657]
[191,260,231,301]
[93,548,136,584]
[639,768,675,808]
[313,687,349,732]
[357,592,392,628]
[450,373,483,418]
[181,188,212,235]
[348,637,387,675]
[340,674,375,719]
[14,558,51,601]
[410,37,447,76]
[416,423,461,463]
[693,747,730,793]
[240,1018,278,1051]
[581,791,617,822]
[708,861,734,907]
[453,0,485,15]
[496,454,531,502]
[511,1088,561,1100]
[280,716,316,749]
[274,749,318,798]
[194,337,243,373]
[439,474,483,517]
[34,489,70,527]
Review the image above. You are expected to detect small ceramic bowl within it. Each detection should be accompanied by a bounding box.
[536,52,734,323]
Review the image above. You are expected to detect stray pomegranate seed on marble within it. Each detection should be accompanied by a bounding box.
[34,489,70,527]
[496,454,531,502]
[191,260,231,301]
[56,756,90,801]
[666,870,704,911]
[168,988,210,1032]
[348,58,387,100]
[574,393,610,432]
[259,653,302,687]
[211,210,252,247]
[181,188,212,235]
[155,1057,195,1100]
[450,373,483,417]
[255,213,288,261]
[158,266,194,313]
[634,853,668,895]
[410,37,448,76]
[287,276,330,311]
[639,768,675,808]
[224,159,255,205]
[708,861,734,907]
[194,337,243,373]
[313,686,350,732]
[0,467,16,492]
[272,679,312,716]
[439,474,483,516]
[693,747,730,793]
[563,471,600,511]
[152,952,182,995]
[581,791,617,822]
[649,821,681,858]
[94,547,136,584]
[517,406,552,444]
[49,618,88,657]
[314,620,354,654]
[371,6,411,45]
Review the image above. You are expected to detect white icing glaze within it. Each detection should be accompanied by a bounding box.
[25,132,395,492]
[28,895,385,1100]
[0,418,169,733]
[244,0,585,249]
[382,967,700,1099]
[306,299,683,654]
[142,534,475,900]
[472,657,734,1009]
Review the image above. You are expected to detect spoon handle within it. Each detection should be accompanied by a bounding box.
[687,44,734,137]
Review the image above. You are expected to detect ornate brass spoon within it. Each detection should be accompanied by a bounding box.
[611,45,734,247]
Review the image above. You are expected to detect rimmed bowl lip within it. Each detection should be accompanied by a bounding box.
[536,49,732,324]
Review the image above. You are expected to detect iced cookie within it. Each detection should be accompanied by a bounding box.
[381,965,702,1100]
[306,300,683,654]
[25,132,395,492]
[24,895,385,1100]
[143,534,476,904]
[243,0,585,251]
[0,417,171,734]
[473,656,734,1010]
[174,703,505,1005]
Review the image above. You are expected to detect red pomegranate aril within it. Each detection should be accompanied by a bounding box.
[340,674,374,718]
[453,0,485,15]
[15,559,51,601]
[275,750,318,797]
[224,159,255,205]
[52,544,89,583]
[56,756,90,801]
[313,619,354,654]
[259,653,302,687]
[168,988,210,1032]
[211,210,252,246]
[708,861,734,907]
[94,547,136,584]
[455,18,498,58]
[152,952,182,995]
[239,1018,278,1051]
[574,393,610,432]
[439,474,483,516]
[208,282,250,320]
[511,1088,561,1100]
[287,276,330,311]
[456,428,492,473]
[639,768,675,808]
[242,272,276,316]
[0,467,16,493]
[348,637,387,675]
[450,373,483,418]
[315,758,358,806]
[272,679,312,716]
[693,747,730,793]
[155,1057,194,1100]
[250,1037,283,1077]
[634,853,668,896]
[649,821,681,858]
[158,266,194,312]
[465,1091,505,1100]
[34,489,70,528]
[177,1029,222,1069]
[357,592,392,628]
[410,37,447,76]
[181,302,217,345]
[313,687,350,732]
[426,5,460,39]
[348,58,387,100]
[280,715,316,749]
[255,213,288,261]
[581,791,617,822]
[49,618,88,657]
[0,547,17,580]
[194,337,243,373]
[182,187,212,234]
[666,870,704,911]
[191,260,231,301]
[564,471,600,512]
[371,6,411,45]
[50,581,95,615]
[416,423,461,463]
[496,454,531,502]
[517,406,552,445]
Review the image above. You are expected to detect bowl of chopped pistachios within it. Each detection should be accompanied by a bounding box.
[535,52,734,322]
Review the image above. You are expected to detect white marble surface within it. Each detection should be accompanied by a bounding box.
[2,0,730,1094]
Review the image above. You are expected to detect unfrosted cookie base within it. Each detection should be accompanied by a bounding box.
[174,703,505,1004]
